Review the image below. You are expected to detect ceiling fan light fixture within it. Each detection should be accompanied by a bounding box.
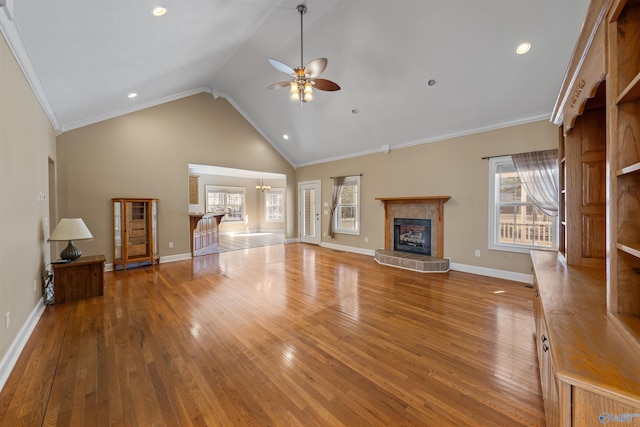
[267,4,340,103]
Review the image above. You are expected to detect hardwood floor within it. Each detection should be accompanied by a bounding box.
[0,244,545,426]
[217,231,285,253]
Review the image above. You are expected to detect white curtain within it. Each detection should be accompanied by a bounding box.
[328,176,346,238]
[512,149,559,216]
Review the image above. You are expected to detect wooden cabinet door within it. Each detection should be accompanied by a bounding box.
[189,175,199,204]
[564,106,606,268]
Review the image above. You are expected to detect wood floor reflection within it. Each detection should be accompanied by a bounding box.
[0,244,544,426]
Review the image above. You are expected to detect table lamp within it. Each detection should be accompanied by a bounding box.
[48,218,94,261]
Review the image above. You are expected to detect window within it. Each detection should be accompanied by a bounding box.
[334,175,360,234]
[489,157,556,252]
[205,186,245,222]
[265,188,284,222]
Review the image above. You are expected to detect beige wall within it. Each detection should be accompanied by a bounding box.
[56,94,296,264]
[0,34,56,363]
[296,120,558,275]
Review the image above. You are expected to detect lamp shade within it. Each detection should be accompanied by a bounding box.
[49,218,94,241]
[49,218,93,261]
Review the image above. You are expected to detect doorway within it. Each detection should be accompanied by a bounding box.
[298,180,321,245]
[188,163,287,253]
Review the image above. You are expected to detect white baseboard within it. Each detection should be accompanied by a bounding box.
[449,262,533,284]
[285,237,300,244]
[0,297,45,392]
[160,253,192,264]
[319,242,376,256]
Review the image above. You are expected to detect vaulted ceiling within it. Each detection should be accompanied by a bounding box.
[0,0,588,167]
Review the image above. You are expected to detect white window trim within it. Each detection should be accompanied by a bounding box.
[205,185,246,222]
[488,156,557,254]
[265,188,284,223]
[333,175,360,235]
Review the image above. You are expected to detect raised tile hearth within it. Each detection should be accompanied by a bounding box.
[374,249,450,273]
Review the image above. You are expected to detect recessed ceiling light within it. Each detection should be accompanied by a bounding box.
[351,108,360,115]
[128,93,138,99]
[283,134,289,140]
[427,79,437,87]
[516,42,531,55]
[152,6,167,17]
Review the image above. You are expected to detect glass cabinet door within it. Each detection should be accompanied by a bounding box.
[152,199,159,258]
[113,201,123,261]
[126,201,150,259]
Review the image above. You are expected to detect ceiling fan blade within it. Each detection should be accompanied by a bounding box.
[305,58,327,78]
[266,81,292,90]
[268,58,295,76]
[313,79,341,91]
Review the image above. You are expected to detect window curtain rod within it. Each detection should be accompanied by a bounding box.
[330,174,363,179]
[481,150,555,160]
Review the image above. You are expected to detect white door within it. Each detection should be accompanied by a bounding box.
[299,180,321,244]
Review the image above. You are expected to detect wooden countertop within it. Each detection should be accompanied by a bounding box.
[52,254,106,269]
[531,250,640,407]
[188,213,225,218]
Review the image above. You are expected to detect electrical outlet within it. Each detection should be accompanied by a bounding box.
[33,279,37,292]
[475,250,481,257]
[169,242,174,248]
[5,312,10,329]
[364,237,368,243]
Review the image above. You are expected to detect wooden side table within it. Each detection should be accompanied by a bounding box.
[52,255,106,304]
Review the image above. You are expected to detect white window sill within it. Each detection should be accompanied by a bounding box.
[333,230,360,236]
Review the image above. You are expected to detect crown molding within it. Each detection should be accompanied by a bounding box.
[0,7,61,131]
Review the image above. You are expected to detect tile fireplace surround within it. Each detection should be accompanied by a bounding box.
[374,196,451,273]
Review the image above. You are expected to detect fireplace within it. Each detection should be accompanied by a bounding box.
[376,196,450,258]
[394,218,431,255]
[374,196,451,273]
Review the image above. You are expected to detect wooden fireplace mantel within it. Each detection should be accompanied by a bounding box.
[375,196,451,258]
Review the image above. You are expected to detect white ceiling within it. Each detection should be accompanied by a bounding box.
[0,0,588,167]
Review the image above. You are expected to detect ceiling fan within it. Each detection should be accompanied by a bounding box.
[266,4,340,102]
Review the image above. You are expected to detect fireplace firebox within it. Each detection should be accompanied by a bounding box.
[394,218,431,256]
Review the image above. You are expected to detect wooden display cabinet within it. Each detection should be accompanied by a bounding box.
[608,0,640,346]
[112,198,159,270]
[537,0,640,424]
